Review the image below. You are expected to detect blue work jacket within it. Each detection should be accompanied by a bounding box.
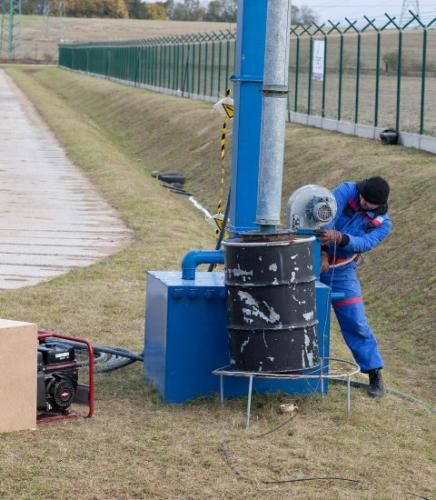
[323,182,393,261]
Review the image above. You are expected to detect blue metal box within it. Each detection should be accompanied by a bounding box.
[144,271,331,403]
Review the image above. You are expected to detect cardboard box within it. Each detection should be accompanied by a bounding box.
[0,319,37,433]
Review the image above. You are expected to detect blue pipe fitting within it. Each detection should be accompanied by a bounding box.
[181,250,224,280]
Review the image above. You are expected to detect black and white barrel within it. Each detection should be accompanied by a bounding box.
[224,236,319,372]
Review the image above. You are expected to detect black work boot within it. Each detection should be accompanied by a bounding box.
[367,369,385,398]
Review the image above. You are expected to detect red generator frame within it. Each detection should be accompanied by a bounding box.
[37,330,95,424]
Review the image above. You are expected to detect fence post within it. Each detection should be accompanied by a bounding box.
[225,35,231,89]
[345,18,361,124]
[385,14,405,132]
[375,31,381,127]
[322,31,327,117]
[203,41,208,96]
[327,21,343,121]
[210,35,216,97]
[293,33,300,112]
[217,33,223,95]
[307,31,313,115]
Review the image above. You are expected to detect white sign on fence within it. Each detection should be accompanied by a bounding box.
[312,40,325,81]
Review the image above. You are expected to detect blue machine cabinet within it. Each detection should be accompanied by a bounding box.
[144,271,332,403]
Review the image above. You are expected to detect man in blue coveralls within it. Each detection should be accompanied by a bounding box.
[319,176,392,397]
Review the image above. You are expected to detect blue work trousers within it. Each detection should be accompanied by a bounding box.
[321,265,384,373]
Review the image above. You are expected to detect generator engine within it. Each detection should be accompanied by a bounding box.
[37,341,79,416]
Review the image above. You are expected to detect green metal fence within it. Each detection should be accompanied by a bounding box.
[0,0,21,59]
[59,30,236,99]
[289,12,436,136]
[59,11,436,137]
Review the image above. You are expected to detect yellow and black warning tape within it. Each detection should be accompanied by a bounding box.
[218,88,231,218]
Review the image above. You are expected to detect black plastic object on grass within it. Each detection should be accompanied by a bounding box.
[380,129,399,145]
[152,171,186,185]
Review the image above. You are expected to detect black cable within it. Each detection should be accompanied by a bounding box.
[262,477,359,485]
[219,412,359,486]
[331,379,436,414]
[254,413,298,439]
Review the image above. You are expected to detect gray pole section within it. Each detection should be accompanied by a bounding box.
[255,0,292,230]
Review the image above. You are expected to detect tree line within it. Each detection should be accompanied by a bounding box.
[21,0,318,23]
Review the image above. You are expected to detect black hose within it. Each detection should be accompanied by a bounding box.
[331,379,436,414]
[95,357,138,373]
[46,338,436,413]
[46,338,144,373]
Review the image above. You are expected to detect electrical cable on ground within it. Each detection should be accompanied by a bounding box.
[262,477,360,484]
[331,379,436,414]
[218,412,360,487]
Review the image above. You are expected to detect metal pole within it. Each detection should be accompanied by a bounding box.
[203,42,208,96]
[321,33,328,118]
[190,42,195,94]
[419,29,427,135]
[308,37,313,114]
[246,376,253,429]
[8,0,13,58]
[338,34,344,121]
[396,29,403,131]
[255,0,292,229]
[197,42,202,95]
[228,0,268,234]
[294,35,300,112]
[218,37,223,96]
[0,3,4,58]
[354,33,361,124]
[225,38,230,88]
[210,40,215,97]
[374,31,381,127]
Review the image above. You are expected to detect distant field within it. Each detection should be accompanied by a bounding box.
[2,15,234,62]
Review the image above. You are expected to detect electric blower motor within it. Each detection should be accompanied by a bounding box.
[37,341,79,415]
[287,184,337,232]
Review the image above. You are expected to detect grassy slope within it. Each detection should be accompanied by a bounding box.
[0,66,434,499]
[18,66,434,400]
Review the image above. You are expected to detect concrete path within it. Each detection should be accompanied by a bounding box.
[0,69,132,289]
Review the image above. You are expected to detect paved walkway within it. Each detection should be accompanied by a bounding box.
[0,69,132,289]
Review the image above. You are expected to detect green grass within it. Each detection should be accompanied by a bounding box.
[0,66,435,499]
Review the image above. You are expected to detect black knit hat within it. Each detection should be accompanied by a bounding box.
[357,176,390,205]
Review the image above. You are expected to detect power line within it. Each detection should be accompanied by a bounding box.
[400,0,421,24]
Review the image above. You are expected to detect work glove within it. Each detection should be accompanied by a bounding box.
[319,229,344,245]
[320,252,329,274]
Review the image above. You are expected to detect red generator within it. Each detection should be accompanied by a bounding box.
[37,331,94,424]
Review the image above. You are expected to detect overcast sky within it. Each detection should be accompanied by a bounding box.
[148,1,436,25]
[291,0,435,24]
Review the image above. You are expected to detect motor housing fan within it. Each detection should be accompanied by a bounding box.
[287,185,337,231]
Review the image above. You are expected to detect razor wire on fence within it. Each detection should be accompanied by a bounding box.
[59,30,237,100]
[59,11,436,138]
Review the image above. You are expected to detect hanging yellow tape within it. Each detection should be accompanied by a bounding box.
[212,88,233,241]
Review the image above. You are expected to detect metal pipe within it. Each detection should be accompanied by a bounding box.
[228,0,268,234]
[255,0,292,229]
[181,250,224,280]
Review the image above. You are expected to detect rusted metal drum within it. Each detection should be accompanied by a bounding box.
[224,235,319,372]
